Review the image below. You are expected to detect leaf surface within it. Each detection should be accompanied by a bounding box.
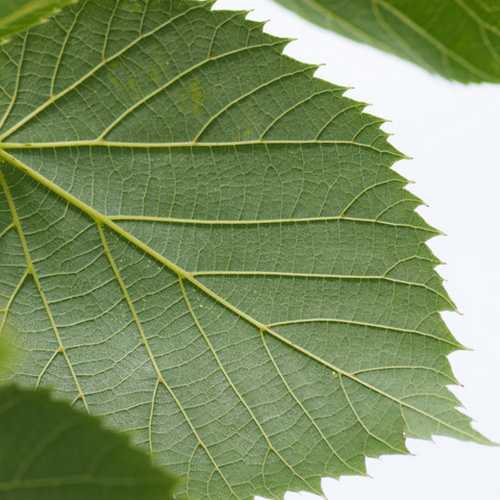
[274,0,500,83]
[0,0,77,41]
[0,384,176,499]
[0,1,488,498]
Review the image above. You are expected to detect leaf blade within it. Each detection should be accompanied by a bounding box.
[273,0,500,83]
[0,384,176,499]
[0,1,489,498]
[0,0,77,41]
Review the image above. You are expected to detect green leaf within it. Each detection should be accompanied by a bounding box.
[0,335,9,367]
[0,0,77,41]
[0,384,177,499]
[0,0,488,498]
[0,332,17,375]
[273,0,500,83]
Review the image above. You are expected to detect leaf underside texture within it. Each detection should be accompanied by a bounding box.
[0,1,487,498]
[274,0,500,83]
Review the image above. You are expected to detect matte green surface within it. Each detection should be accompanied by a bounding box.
[0,1,487,498]
[0,333,17,374]
[0,0,77,40]
[0,385,176,499]
[274,0,500,83]
[0,337,8,368]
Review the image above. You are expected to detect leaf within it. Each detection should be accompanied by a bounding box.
[0,384,177,499]
[0,0,488,498]
[0,0,78,41]
[273,0,500,83]
[0,334,9,367]
[0,329,18,374]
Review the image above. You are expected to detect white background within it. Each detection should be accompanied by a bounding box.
[215,1,500,499]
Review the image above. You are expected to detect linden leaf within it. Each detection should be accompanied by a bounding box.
[0,384,177,499]
[273,0,500,83]
[0,1,488,498]
[0,0,78,41]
